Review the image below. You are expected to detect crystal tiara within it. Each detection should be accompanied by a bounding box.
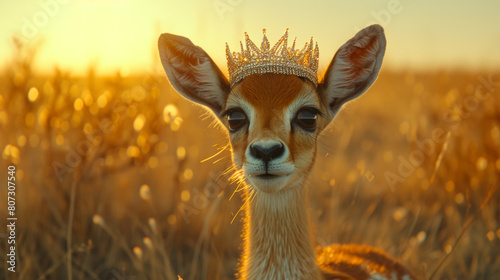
[225,29,319,88]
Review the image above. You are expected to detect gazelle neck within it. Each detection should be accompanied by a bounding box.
[238,185,321,280]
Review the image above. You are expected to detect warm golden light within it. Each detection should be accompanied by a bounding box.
[127,145,140,158]
[97,94,108,108]
[176,146,186,160]
[2,1,499,279]
[181,190,190,202]
[28,87,39,102]
[74,98,83,111]
[17,135,27,147]
[1,1,499,75]
[139,184,151,200]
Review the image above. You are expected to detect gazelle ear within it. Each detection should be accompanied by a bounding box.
[320,24,386,116]
[158,33,230,116]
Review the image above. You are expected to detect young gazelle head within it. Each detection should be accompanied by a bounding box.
[158,25,386,194]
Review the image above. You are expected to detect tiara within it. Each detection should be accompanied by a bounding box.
[225,29,319,88]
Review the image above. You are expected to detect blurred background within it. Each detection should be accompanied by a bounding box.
[0,0,499,279]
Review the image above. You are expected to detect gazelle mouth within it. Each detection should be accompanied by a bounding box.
[246,172,292,193]
[256,174,280,179]
[249,173,291,179]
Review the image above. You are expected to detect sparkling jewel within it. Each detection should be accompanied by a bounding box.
[226,29,319,87]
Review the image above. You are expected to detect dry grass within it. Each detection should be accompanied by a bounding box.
[1,40,499,280]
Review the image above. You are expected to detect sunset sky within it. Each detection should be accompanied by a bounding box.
[1,0,499,75]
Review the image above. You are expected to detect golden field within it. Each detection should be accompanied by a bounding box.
[1,41,499,280]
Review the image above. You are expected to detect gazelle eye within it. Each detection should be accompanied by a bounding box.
[296,109,318,131]
[227,110,247,131]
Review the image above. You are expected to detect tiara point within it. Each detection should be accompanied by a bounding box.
[226,29,319,87]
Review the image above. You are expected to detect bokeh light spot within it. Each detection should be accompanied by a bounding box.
[486,231,495,241]
[74,98,84,111]
[148,157,158,168]
[183,168,193,180]
[17,135,27,147]
[127,146,140,157]
[140,184,151,200]
[97,94,108,108]
[28,87,39,102]
[476,157,487,171]
[163,104,179,124]
[177,146,186,160]
[134,114,146,131]
[454,193,464,204]
[181,190,190,202]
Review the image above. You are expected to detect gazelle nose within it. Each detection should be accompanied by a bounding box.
[250,143,285,163]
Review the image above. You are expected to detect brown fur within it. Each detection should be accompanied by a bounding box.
[239,73,306,110]
[226,74,331,190]
[224,74,327,279]
[226,74,416,280]
[158,25,415,280]
[317,244,417,280]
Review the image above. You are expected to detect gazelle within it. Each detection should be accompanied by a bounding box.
[158,25,417,280]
